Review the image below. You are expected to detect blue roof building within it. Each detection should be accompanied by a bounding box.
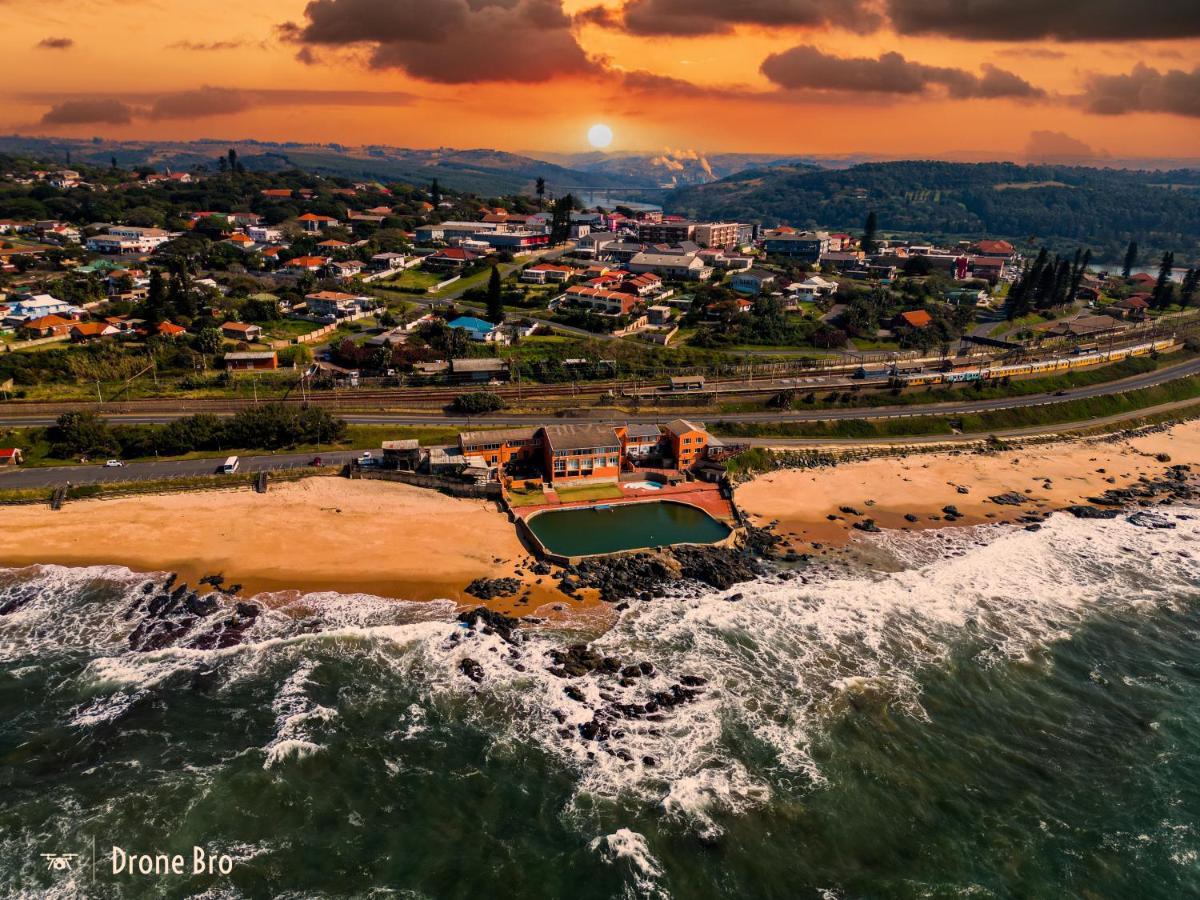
[447,315,498,341]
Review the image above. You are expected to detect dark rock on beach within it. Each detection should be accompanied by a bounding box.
[464,577,522,601]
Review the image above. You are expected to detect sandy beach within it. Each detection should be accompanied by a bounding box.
[0,477,596,619]
[2,421,1196,615]
[737,419,1200,553]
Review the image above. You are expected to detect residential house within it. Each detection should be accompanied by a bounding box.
[155,321,187,338]
[522,263,574,284]
[285,255,330,273]
[0,448,24,466]
[221,321,263,342]
[370,252,408,271]
[70,322,119,342]
[425,248,481,270]
[20,314,73,338]
[564,286,640,316]
[893,310,933,330]
[297,213,339,232]
[447,315,500,341]
[306,290,370,319]
[729,268,777,295]
[247,225,284,244]
[8,294,74,319]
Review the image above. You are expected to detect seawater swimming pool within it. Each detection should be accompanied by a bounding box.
[623,481,664,491]
[525,500,732,557]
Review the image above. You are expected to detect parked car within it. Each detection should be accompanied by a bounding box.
[105,459,124,468]
[359,452,373,461]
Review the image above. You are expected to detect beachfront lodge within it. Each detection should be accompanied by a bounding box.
[445,419,720,485]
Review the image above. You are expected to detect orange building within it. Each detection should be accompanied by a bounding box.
[459,427,542,468]
[663,419,709,470]
[542,424,622,484]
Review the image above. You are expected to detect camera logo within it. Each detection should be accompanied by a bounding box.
[41,853,78,872]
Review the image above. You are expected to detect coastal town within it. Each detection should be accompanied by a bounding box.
[0,152,1197,565]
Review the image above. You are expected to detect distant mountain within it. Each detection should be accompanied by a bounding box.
[0,136,633,196]
[530,150,830,188]
[666,161,1200,265]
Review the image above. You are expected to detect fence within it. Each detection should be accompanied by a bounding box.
[352,468,502,499]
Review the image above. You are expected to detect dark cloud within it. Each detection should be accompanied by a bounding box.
[36,36,74,49]
[1025,130,1097,162]
[579,0,879,36]
[995,47,1068,60]
[168,40,260,51]
[33,88,417,128]
[41,99,134,126]
[1081,63,1200,117]
[760,46,1043,99]
[282,0,596,82]
[146,87,253,120]
[886,0,1200,41]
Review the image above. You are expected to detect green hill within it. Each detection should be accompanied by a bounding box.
[666,161,1200,265]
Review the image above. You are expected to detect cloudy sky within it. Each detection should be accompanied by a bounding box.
[3,0,1199,159]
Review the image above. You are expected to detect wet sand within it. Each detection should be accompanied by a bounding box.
[0,477,599,620]
[737,420,1200,553]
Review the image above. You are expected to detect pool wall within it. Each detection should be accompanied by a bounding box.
[516,497,741,564]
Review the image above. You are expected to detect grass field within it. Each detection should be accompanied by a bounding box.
[713,374,1200,441]
[506,485,549,507]
[380,269,442,291]
[552,483,624,503]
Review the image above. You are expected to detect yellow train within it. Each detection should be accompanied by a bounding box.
[897,339,1176,387]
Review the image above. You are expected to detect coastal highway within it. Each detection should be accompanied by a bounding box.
[2,357,1197,491]
[3,353,1198,430]
[0,449,370,490]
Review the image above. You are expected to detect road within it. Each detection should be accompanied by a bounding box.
[0,449,368,490]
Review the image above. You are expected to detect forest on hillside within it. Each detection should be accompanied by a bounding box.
[667,161,1200,265]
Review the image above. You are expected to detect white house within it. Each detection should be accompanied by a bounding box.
[8,294,75,319]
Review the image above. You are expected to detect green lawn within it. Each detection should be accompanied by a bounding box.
[380,269,442,291]
[552,483,624,503]
[506,486,549,507]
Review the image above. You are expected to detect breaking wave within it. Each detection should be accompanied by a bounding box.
[2,507,1198,893]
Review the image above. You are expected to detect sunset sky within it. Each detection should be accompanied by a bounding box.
[3,0,1198,160]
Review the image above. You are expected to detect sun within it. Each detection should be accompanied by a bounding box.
[587,123,613,149]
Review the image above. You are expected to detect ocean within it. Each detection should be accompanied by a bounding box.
[2,508,1198,898]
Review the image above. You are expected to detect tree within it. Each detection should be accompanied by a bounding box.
[535,176,546,210]
[50,411,119,458]
[227,148,238,175]
[485,264,504,324]
[1181,268,1199,308]
[430,178,441,205]
[862,211,878,255]
[1151,251,1175,309]
[1122,240,1138,279]
[145,269,167,322]
[193,327,222,354]
[452,391,504,414]
[550,193,574,245]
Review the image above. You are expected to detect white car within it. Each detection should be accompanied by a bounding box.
[105,459,124,468]
[359,452,373,461]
